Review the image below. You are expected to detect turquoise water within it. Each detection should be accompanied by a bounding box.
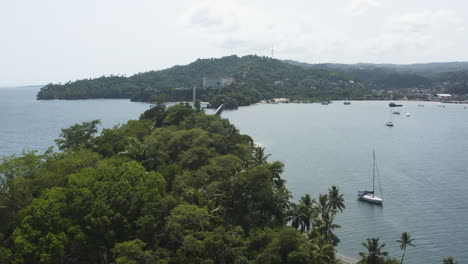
[1,87,467,263]
[222,102,468,263]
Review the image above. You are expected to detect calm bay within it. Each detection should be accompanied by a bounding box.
[222,102,468,263]
[1,86,467,263]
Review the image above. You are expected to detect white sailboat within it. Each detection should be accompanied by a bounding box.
[358,151,384,205]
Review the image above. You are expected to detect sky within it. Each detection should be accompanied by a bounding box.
[1,0,468,86]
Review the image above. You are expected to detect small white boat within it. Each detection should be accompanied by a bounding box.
[385,122,393,127]
[358,191,384,204]
[358,151,384,205]
[406,113,410,117]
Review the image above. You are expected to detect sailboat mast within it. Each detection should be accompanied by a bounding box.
[372,150,375,193]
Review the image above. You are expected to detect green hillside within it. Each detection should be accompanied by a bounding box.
[37,55,367,108]
[285,60,468,94]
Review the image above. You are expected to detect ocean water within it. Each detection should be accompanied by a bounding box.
[222,102,468,263]
[1,87,467,263]
[0,86,150,156]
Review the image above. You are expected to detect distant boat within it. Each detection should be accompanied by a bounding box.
[321,101,330,105]
[344,101,351,105]
[418,104,424,107]
[389,102,403,107]
[392,111,400,115]
[386,109,394,127]
[358,151,384,205]
[406,113,411,117]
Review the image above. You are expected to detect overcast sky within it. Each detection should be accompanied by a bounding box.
[2,0,468,86]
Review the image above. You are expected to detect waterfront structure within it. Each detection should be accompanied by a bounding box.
[202,77,235,88]
[436,94,452,99]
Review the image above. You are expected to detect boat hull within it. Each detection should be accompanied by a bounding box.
[358,193,383,204]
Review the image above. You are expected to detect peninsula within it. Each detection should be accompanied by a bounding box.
[37,55,468,109]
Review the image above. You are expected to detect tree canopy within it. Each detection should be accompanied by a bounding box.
[0,103,457,263]
[0,104,347,264]
[37,55,367,109]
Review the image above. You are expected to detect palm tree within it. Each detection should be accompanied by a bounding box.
[286,197,315,233]
[314,209,341,246]
[358,238,388,264]
[286,203,310,232]
[311,234,335,264]
[316,194,329,215]
[443,256,459,264]
[396,232,415,264]
[328,186,345,212]
[251,146,271,166]
[300,194,314,210]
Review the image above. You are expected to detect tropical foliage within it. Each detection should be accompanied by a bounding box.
[443,256,459,264]
[0,104,347,264]
[1,103,461,263]
[358,238,389,264]
[37,55,367,109]
[396,232,415,264]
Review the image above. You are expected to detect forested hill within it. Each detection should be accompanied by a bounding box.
[285,60,468,93]
[37,55,367,108]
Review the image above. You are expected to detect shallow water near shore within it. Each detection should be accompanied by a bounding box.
[1,87,467,263]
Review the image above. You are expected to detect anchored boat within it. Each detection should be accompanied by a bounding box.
[358,151,384,205]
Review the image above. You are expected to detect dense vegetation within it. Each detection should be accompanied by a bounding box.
[286,60,468,94]
[37,56,468,109]
[0,103,340,263]
[0,104,460,263]
[37,55,367,109]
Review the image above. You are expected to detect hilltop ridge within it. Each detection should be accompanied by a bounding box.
[37,55,367,108]
[284,60,468,95]
[37,55,468,107]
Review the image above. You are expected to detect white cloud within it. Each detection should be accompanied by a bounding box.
[179,0,280,55]
[390,10,458,33]
[340,0,380,15]
[189,7,224,28]
[357,9,464,62]
[179,0,256,33]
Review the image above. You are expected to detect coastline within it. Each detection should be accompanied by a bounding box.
[337,252,358,264]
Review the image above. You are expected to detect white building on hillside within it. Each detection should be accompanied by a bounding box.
[202,77,235,88]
